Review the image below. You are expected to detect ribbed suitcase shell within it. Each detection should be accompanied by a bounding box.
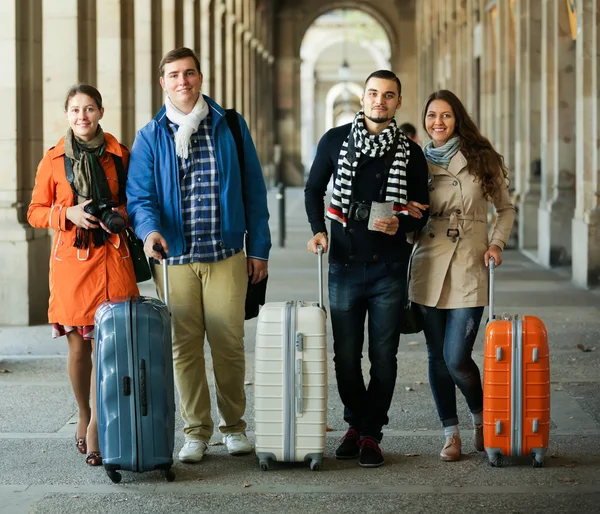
[254,300,327,470]
[95,296,175,479]
[483,314,550,467]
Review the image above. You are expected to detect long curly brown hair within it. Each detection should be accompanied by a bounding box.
[422,90,508,201]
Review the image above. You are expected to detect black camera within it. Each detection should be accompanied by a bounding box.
[348,201,371,222]
[84,200,126,234]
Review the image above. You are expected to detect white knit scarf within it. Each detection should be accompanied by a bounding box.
[164,94,210,159]
[327,111,410,226]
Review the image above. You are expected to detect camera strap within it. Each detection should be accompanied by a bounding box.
[63,153,126,205]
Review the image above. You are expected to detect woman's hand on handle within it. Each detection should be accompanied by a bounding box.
[485,244,503,267]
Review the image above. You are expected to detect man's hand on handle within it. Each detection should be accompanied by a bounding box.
[307,232,328,254]
[144,231,169,262]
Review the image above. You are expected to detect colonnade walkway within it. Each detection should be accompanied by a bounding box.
[1,187,599,513]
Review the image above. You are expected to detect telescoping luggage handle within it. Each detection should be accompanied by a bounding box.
[488,256,495,321]
[152,243,170,309]
[317,244,324,309]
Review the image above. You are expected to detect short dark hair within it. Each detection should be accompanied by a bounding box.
[64,84,103,111]
[159,47,201,77]
[399,122,417,137]
[364,70,402,96]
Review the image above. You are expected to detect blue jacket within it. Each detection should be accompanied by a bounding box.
[126,95,271,260]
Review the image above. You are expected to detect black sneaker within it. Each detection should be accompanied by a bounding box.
[359,436,384,468]
[335,428,360,459]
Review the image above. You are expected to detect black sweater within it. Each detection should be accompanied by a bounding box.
[304,123,430,264]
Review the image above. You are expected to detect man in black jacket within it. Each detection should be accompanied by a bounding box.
[305,70,429,468]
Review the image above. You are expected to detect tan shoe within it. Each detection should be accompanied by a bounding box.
[440,434,462,461]
[473,423,484,452]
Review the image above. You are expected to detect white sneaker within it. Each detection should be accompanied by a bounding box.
[223,433,252,455]
[178,440,208,463]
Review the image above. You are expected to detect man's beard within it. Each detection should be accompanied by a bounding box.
[365,112,393,124]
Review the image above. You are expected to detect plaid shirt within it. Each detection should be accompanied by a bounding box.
[166,111,241,264]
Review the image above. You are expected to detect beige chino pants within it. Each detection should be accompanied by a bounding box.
[153,251,248,442]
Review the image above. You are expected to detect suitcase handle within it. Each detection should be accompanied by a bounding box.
[488,256,495,321]
[139,359,148,416]
[317,245,324,309]
[152,243,170,309]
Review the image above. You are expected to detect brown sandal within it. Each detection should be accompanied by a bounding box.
[75,435,87,455]
[86,451,102,466]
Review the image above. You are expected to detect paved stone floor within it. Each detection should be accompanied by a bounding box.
[1,188,599,513]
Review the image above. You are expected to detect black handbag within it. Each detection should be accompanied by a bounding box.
[400,300,424,334]
[125,228,152,283]
[245,275,268,320]
[400,251,424,334]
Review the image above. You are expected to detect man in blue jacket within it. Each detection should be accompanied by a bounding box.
[127,47,271,463]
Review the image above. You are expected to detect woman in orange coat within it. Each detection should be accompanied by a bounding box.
[28,84,139,466]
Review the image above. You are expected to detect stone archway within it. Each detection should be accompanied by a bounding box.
[275,0,417,186]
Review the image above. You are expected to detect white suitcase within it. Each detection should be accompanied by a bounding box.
[254,246,328,471]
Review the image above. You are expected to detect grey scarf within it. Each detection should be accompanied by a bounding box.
[423,136,461,168]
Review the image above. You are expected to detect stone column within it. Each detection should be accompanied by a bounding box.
[481,1,495,143]
[97,0,123,141]
[151,0,164,113]
[213,0,225,104]
[275,7,303,186]
[162,0,176,52]
[235,0,244,113]
[78,0,97,84]
[495,0,515,168]
[183,0,195,49]
[121,0,135,147]
[0,0,49,325]
[242,1,253,121]
[539,0,577,267]
[135,0,154,129]
[42,0,78,151]
[224,0,235,108]
[200,0,212,97]
[464,0,475,113]
[572,0,600,287]
[516,0,542,252]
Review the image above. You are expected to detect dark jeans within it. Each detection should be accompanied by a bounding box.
[418,305,485,427]
[329,261,407,441]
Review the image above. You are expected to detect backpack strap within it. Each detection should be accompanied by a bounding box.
[224,109,247,221]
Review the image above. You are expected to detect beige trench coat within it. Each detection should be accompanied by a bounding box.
[408,151,515,309]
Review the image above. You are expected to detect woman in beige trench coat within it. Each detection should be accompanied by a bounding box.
[407,90,515,462]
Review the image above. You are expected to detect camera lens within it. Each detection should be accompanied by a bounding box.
[101,210,125,234]
[356,206,370,221]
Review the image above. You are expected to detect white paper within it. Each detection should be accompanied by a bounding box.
[368,200,394,231]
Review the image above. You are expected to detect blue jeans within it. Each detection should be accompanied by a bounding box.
[417,305,485,427]
[329,261,407,441]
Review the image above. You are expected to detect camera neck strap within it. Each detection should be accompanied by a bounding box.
[63,153,126,206]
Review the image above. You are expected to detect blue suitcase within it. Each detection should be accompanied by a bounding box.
[94,257,175,483]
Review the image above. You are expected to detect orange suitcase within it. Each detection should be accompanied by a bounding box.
[483,258,550,467]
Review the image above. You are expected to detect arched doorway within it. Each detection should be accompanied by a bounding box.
[299,9,391,174]
[275,1,417,186]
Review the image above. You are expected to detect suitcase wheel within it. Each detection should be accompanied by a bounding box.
[106,470,122,483]
[310,460,322,471]
[489,456,503,468]
[162,468,176,482]
[259,459,271,471]
[532,454,545,468]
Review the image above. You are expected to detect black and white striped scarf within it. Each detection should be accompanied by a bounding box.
[327,111,410,226]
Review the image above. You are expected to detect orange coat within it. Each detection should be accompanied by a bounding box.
[27,133,139,326]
